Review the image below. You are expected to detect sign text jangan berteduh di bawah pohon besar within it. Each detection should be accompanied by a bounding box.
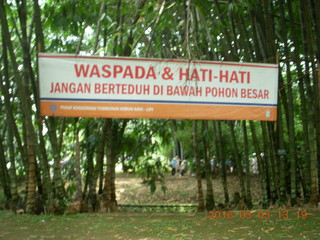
[39,53,279,121]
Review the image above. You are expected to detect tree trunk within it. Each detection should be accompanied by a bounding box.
[268,122,280,200]
[242,121,252,209]
[249,121,269,207]
[25,128,37,214]
[299,0,319,205]
[216,121,229,204]
[0,0,37,214]
[171,120,182,159]
[33,0,65,207]
[312,0,320,196]
[281,0,298,206]
[7,121,18,208]
[17,0,53,207]
[202,121,215,211]
[278,100,287,205]
[1,18,25,167]
[0,59,19,208]
[93,2,106,54]
[84,124,96,211]
[0,135,11,207]
[260,122,277,203]
[317,62,320,196]
[104,118,117,212]
[193,120,205,211]
[74,119,82,202]
[229,121,246,201]
[95,120,108,194]
[48,118,65,201]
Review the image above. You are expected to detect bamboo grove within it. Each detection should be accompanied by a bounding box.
[0,0,319,214]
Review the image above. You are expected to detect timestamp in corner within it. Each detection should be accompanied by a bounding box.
[208,210,309,220]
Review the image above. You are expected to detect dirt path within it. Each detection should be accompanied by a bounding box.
[116,173,262,205]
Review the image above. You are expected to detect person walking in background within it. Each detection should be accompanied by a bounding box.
[179,159,187,176]
[169,156,178,176]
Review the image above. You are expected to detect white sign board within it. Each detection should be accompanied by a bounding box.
[39,53,278,121]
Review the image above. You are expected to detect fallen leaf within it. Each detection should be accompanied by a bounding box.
[263,227,275,233]
[113,234,123,239]
[166,227,177,231]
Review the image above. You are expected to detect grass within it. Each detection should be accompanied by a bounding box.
[1,174,319,239]
[0,209,319,240]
